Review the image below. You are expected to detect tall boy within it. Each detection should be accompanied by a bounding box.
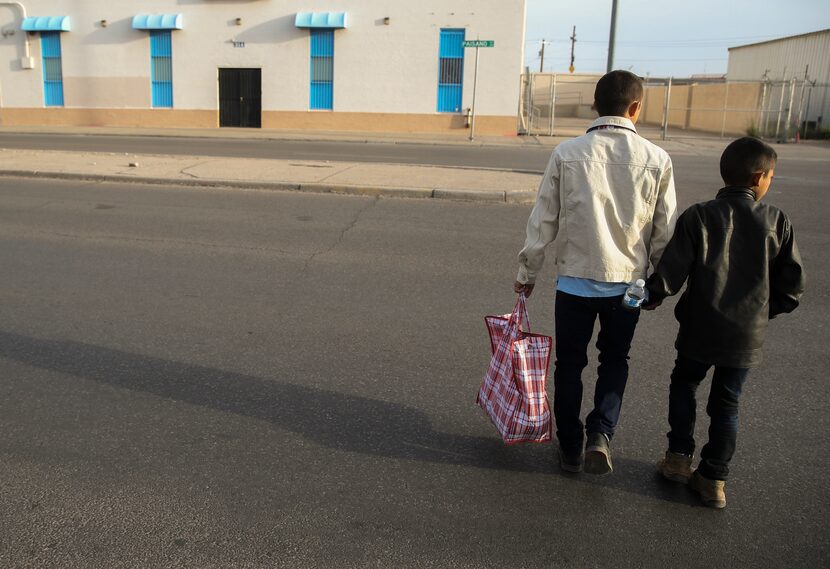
[514,70,677,475]
[646,137,805,508]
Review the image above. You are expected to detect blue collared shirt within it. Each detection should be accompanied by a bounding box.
[557,276,628,298]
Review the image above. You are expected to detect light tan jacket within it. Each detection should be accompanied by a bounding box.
[517,116,677,284]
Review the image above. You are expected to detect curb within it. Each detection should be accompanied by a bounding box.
[0,170,537,204]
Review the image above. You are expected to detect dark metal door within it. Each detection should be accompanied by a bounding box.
[219,68,261,128]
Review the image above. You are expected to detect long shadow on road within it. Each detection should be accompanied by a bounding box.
[0,330,695,506]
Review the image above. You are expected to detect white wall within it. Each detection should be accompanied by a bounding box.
[0,0,526,116]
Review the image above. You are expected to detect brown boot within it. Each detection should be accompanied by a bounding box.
[656,451,693,484]
[690,470,726,509]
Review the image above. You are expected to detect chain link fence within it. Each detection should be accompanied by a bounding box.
[518,73,830,141]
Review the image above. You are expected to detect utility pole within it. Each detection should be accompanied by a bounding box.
[606,0,619,72]
[569,26,576,73]
[539,39,545,73]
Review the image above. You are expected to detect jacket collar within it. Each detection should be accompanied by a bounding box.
[586,116,638,134]
[716,186,757,201]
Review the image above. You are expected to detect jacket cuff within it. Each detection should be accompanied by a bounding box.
[516,266,535,284]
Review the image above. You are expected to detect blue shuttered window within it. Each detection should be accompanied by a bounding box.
[310,29,334,110]
[150,30,173,108]
[41,32,64,107]
[438,29,464,113]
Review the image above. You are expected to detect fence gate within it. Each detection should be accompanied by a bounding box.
[518,73,600,136]
[756,79,828,140]
[517,73,556,135]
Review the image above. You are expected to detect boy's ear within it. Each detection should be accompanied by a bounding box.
[749,171,764,187]
[627,100,642,123]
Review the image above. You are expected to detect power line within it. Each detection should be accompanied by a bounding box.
[529,55,728,62]
[524,34,783,46]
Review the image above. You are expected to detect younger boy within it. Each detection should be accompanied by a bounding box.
[514,70,677,475]
[644,137,805,508]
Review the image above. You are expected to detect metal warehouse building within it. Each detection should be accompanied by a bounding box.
[727,28,830,128]
[0,1,526,135]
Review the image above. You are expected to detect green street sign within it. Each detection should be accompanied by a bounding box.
[463,40,494,48]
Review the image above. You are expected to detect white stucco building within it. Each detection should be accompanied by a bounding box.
[0,1,527,134]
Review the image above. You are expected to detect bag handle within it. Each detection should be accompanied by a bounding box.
[507,293,532,334]
[493,293,534,358]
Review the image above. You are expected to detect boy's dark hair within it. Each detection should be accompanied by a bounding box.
[720,137,778,186]
[594,70,644,116]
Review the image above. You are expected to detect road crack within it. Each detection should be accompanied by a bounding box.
[300,197,378,276]
[316,164,357,183]
[180,160,216,179]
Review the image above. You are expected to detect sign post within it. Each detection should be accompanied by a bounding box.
[463,40,494,141]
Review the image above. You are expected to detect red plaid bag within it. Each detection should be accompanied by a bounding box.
[476,294,553,443]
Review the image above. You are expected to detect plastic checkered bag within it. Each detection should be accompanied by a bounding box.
[476,293,553,443]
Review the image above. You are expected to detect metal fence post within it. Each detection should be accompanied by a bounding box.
[522,73,532,134]
[517,74,525,134]
[794,79,808,141]
[720,81,730,137]
[661,77,672,141]
[775,80,786,140]
[783,79,796,141]
[528,73,536,134]
[802,82,814,137]
[548,74,556,136]
[758,81,767,137]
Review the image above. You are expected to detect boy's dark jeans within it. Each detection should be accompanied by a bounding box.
[553,291,640,456]
[667,354,749,481]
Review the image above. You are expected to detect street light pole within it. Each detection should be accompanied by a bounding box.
[606,0,619,72]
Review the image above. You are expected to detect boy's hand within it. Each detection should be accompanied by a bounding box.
[514,281,535,297]
[641,298,662,311]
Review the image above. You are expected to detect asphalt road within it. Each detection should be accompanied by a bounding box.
[0,133,553,173]
[0,163,827,567]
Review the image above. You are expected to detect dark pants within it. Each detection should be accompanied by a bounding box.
[667,354,749,480]
[553,291,640,455]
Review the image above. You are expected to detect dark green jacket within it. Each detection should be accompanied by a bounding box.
[645,186,805,368]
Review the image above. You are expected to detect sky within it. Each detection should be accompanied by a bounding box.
[524,0,830,78]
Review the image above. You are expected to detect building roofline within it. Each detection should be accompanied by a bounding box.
[728,28,830,51]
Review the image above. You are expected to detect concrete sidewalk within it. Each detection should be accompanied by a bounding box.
[0,147,542,203]
[0,121,826,203]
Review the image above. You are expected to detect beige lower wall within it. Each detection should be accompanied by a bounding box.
[0,108,217,128]
[0,108,517,135]
[262,112,515,135]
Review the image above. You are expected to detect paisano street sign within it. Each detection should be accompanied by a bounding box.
[463,40,494,48]
[464,40,494,141]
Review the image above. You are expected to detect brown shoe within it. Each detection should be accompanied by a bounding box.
[690,470,726,509]
[656,451,693,484]
[584,432,613,475]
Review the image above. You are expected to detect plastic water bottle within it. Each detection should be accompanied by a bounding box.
[622,279,646,310]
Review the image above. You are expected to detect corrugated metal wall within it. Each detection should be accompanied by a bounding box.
[727,31,830,82]
[727,30,830,124]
